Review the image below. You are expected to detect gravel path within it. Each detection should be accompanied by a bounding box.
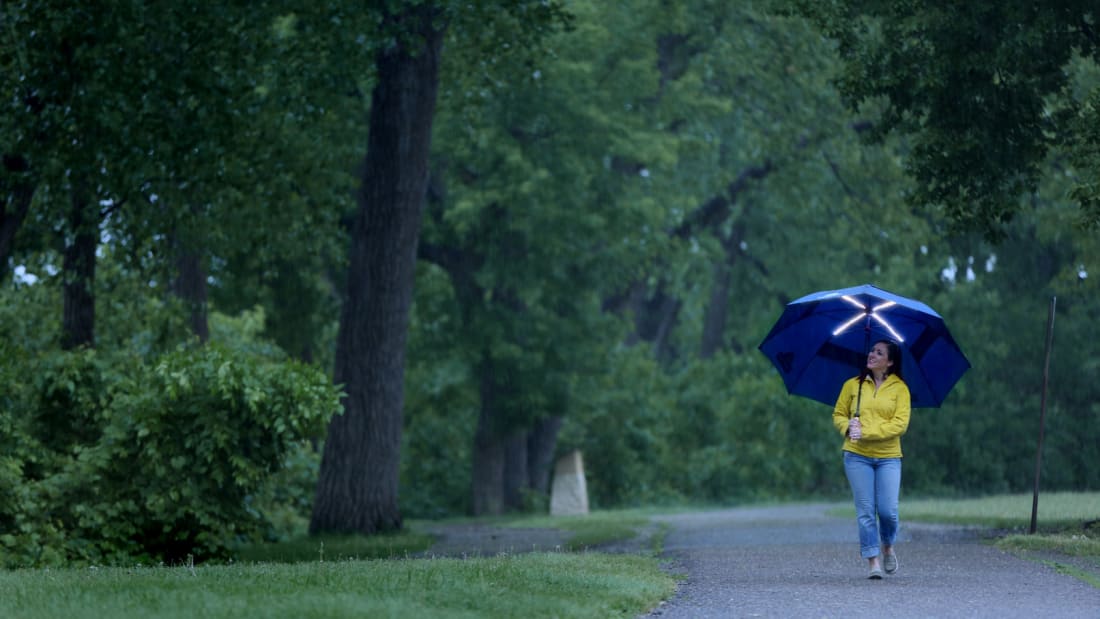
[644,503,1100,619]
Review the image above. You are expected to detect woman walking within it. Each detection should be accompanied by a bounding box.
[832,339,911,579]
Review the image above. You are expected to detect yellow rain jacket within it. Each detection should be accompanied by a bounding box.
[832,374,911,459]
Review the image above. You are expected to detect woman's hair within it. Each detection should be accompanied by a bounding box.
[877,339,903,380]
[859,339,904,381]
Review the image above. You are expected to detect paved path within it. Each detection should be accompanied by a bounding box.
[644,503,1100,619]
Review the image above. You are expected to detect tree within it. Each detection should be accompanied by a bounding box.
[795,1,1100,237]
[419,0,683,515]
[309,0,568,532]
[408,0,932,516]
[309,3,446,534]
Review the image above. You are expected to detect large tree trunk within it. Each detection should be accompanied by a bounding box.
[310,6,445,535]
[526,415,562,494]
[61,187,97,350]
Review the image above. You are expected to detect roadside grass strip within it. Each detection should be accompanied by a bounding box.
[1040,560,1100,589]
[995,533,1100,558]
[902,491,1100,531]
[0,552,676,619]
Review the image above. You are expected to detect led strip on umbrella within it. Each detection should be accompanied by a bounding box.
[830,296,905,342]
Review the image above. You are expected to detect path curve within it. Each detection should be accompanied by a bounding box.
[644,503,1100,619]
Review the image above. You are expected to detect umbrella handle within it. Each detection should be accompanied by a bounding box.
[850,379,863,442]
[854,376,863,418]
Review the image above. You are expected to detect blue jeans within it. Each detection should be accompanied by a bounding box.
[843,452,901,559]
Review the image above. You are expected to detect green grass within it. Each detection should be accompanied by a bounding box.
[500,509,655,551]
[235,508,655,566]
[995,533,1100,558]
[236,531,434,564]
[901,491,1100,531]
[1041,560,1100,588]
[0,552,676,619]
[3,509,678,618]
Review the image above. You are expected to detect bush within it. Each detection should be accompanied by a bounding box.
[560,350,845,509]
[0,345,342,567]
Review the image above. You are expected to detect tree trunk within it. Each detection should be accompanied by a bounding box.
[310,6,444,535]
[502,429,528,512]
[699,256,731,359]
[700,218,749,358]
[620,281,681,362]
[0,168,34,271]
[527,415,562,494]
[173,247,209,343]
[267,258,320,362]
[61,187,97,350]
[471,367,505,516]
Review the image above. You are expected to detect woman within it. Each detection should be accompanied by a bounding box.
[832,339,911,579]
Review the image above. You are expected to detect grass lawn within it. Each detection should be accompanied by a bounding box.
[499,508,661,551]
[0,507,678,619]
[0,552,676,619]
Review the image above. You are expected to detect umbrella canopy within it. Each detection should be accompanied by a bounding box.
[758,284,970,408]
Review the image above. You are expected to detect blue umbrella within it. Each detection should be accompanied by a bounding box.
[758,284,970,408]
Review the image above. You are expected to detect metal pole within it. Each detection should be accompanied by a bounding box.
[1029,296,1056,535]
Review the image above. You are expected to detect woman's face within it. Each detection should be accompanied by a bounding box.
[867,342,894,374]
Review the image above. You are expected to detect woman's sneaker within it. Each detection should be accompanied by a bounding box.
[884,551,898,575]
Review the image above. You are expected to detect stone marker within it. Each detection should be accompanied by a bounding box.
[550,450,589,516]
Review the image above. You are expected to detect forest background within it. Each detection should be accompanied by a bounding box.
[2,0,1098,567]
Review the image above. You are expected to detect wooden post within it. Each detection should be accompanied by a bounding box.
[1029,297,1056,535]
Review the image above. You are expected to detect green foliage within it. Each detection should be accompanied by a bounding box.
[419,0,938,513]
[795,0,1100,237]
[0,345,342,567]
[250,441,323,541]
[561,349,847,509]
[559,348,679,507]
[2,0,1098,564]
[401,264,478,518]
[897,188,1100,497]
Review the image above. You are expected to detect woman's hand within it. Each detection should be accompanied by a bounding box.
[848,418,862,441]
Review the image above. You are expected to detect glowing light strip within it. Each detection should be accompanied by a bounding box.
[832,313,865,336]
[871,313,905,342]
[841,295,866,309]
[830,297,905,341]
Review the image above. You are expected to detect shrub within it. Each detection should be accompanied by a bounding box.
[0,345,342,567]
